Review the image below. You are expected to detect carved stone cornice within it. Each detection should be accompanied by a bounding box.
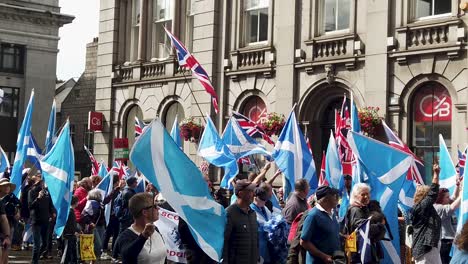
[0,3,74,28]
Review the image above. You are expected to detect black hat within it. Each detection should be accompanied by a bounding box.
[234,179,256,194]
[315,185,339,201]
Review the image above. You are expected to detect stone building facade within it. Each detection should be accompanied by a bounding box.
[0,0,73,156]
[96,0,468,184]
[57,38,98,177]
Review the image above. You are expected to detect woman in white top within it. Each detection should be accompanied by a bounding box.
[115,192,166,264]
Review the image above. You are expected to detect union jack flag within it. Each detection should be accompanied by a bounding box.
[164,28,219,114]
[232,112,274,145]
[84,145,99,175]
[319,151,329,186]
[305,136,312,154]
[239,156,252,165]
[382,120,425,184]
[335,98,353,175]
[135,117,145,138]
[458,146,467,177]
[112,160,129,180]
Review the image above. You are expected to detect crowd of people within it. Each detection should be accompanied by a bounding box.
[0,162,466,264]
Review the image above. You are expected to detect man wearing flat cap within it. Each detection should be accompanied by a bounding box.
[300,186,341,264]
[222,179,258,264]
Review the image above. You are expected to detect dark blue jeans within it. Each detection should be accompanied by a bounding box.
[61,236,78,264]
[31,223,49,264]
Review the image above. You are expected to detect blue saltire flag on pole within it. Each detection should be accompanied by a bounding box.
[135,176,146,193]
[222,116,271,160]
[27,135,43,171]
[357,218,372,264]
[398,179,417,217]
[439,134,457,194]
[98,161,108,178]
[272,110,317,199]
[45,100,56,153]
[0,146,10,178]
[170,115,182,149]
[198,116,238,188]
[40,121,75,236]
[130,118,226,261]
[11,90,34,197]
[348,131,413,264]
[95,171,114,225]
[325,132,343,189]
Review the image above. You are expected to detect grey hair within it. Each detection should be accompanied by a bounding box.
[87,189,103,202]
[350,183,371,205]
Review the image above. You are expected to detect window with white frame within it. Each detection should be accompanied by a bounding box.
[415,0,451,19]
[152,0,173,59]
[322,0,350,33]
[130,0,141,61]
[185,0,196,52]
[244,0,269,45]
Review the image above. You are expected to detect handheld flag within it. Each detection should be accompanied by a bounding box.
[170,115,182,149]
[84,145,99,175]
[11,90,34,196]
[45,100,56,153]
[130,119,226,261]
[111,161,128,179]
[40,121,75,236]
[27,135,43,170]
[456,163,468,233]
[348,131,412,264]
[336,97,354,175]
[198,116,238,188]
[357,218,372,264]
[0,146,10,178]
[439,134,457,194]
[272,110,317,198]
[95,171,114,225]
[232,112,274,145]
[135,176,146,193]
[98,162,108,178]
[325,132,343,189]
[457,146,466,178]
[164,28,219,114]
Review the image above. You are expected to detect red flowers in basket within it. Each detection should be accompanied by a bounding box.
[180,117,204,142]
[358,106,382,137]
[260,112,286,137]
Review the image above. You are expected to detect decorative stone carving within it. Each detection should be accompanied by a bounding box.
[325,64,335,84]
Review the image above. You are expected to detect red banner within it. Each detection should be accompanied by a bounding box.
[414,85,451,122]
[88,112,103,131]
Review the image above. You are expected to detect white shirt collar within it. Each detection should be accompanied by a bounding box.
[316,203,334,219]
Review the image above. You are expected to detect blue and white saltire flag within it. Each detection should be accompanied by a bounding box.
[170,115,182,149]
[45,100,56,153]
[222,116,271,160]
[456,165,468,233]
[40,121,75,236]
[325,132,342,189]
[348,131,412,264]
[198,116,238,188]
[27,135,43,170]
[98,162,108,178]
[439,134,457,195]
[95,171,114,225]
[398,179,417,218]
[272,110,317,199]
[135,176,146,193]
[11,90,34,197]
[130,118,226,261]
[357,218,372,264]
[0,146,10,178]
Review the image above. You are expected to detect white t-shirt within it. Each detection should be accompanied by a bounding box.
[129,225,167,264]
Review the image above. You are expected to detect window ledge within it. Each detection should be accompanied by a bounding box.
[397,17,461,32]
[113,57,190,83]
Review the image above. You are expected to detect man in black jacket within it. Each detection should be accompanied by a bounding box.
[118,177,138,233]
[28,173,56,264]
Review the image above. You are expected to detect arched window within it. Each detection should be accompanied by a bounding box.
[241,95,266,123]
[163,101,185,131]
[411,82,452,182]
[125,105,143,149]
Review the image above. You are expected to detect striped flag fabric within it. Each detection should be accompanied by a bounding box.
[164,27,219,114]
[135,117,145,138]
[232,112,274,145]
[84,145,99,175]
[336,97,353,175]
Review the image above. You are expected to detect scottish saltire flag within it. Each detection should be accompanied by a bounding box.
[98,162,108,178]
[458,146,466,177]
[27,135,43,169]
[325,132,342,189]
[382,121,425,184]
[135,176,146,193]
[164,28,219,114]
[357,218,372,264]
[95,171,114,225]
[170,115,182,149]
[11,90,34,196]
[222,116,271,159]
[398,179,417,217]
[456,165,468,233]
[232,112,274,145]
[135,117,145,138]
[40,121,75,236]
[0,146,10,178]
[130,119,226,261]
[272,110,317,198]
[319,151,329,186]
[45,100,56,153]
[439,134,457,194]
[348,131,412,264]
[198,116,238,188]
[84,145,99,175]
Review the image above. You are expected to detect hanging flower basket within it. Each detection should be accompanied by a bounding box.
[358,106,382,138]
[180,117,204,143]
[260,112,286,137]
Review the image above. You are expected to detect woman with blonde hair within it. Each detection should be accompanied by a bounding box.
[451,221,468,263]
[411,164,442,264]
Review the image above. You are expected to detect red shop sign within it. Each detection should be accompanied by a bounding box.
[242,96,266,123]
[113,138,129,161]
[88,111,103,131]
[414,85,451,122]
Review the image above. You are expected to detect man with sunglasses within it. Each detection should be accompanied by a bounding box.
[114,192,166,264]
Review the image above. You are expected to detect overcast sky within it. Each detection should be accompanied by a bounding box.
[56,0,100,81]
